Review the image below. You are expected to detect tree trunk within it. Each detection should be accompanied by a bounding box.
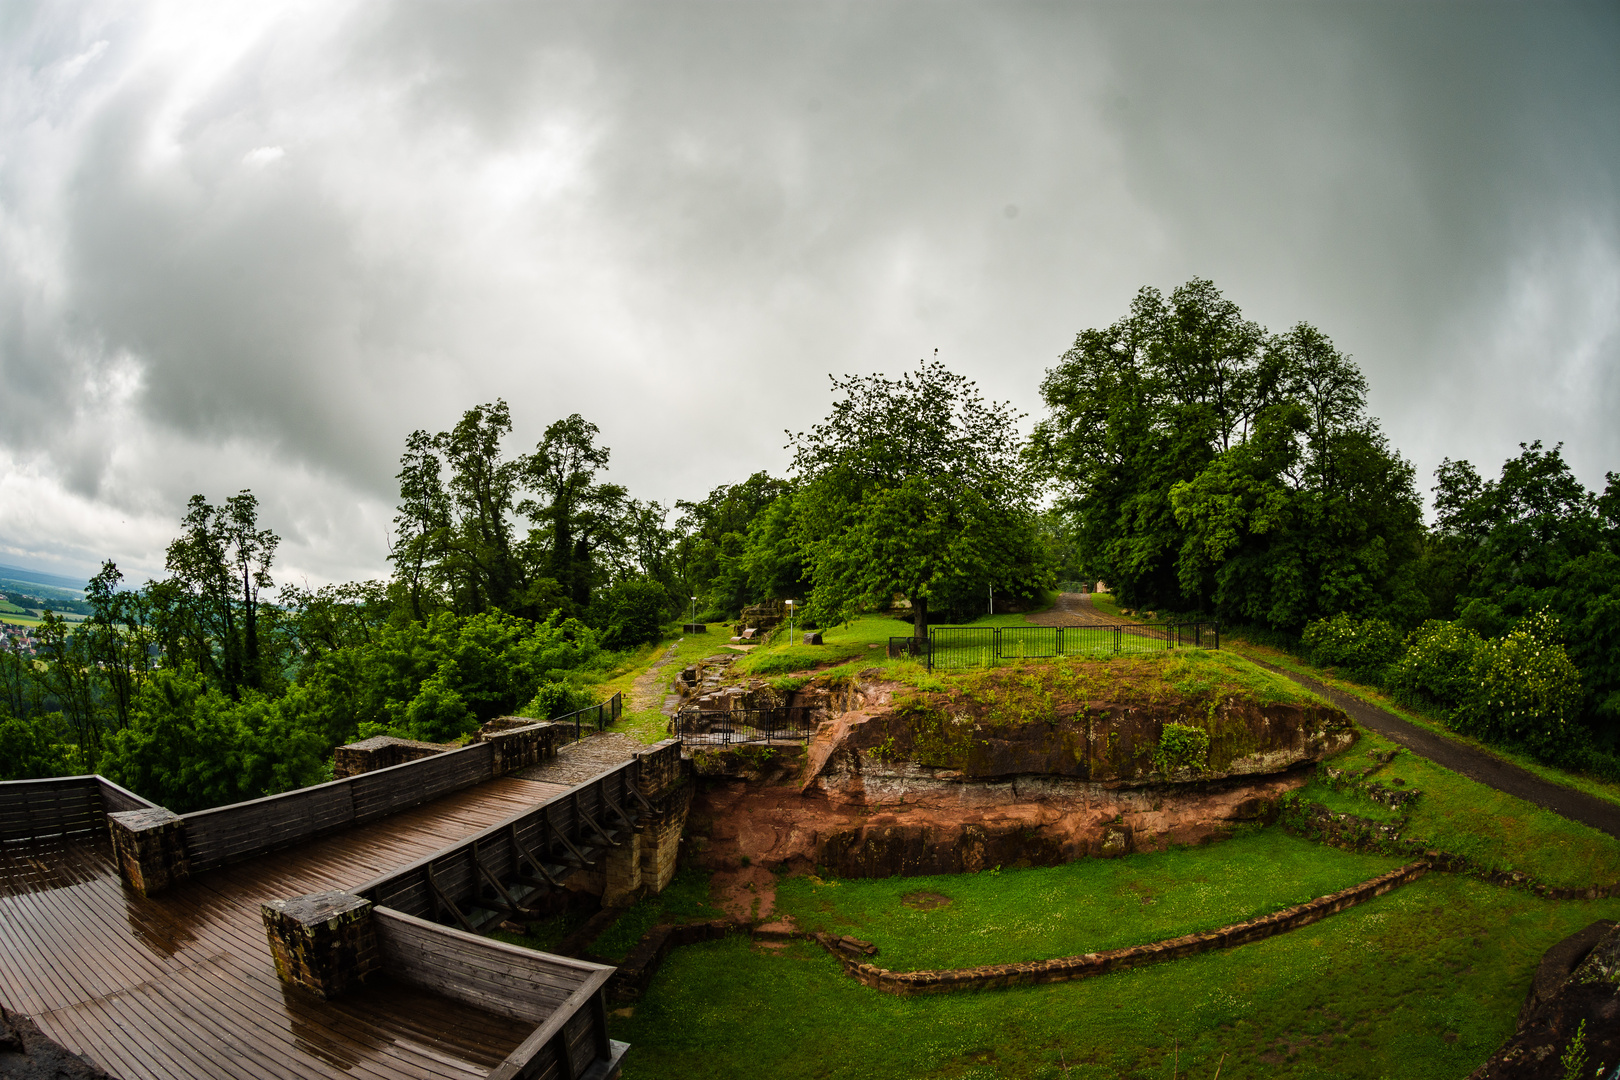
[913,594,928,640]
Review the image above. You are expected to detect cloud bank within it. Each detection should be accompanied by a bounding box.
[1,1,1615,587]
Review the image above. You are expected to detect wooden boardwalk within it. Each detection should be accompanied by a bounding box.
[0,775,571,1080]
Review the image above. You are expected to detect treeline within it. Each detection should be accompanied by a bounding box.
[2,277,1614,802]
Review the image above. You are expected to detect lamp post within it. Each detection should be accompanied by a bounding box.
[691,595,697,628]
[786,599,794,642]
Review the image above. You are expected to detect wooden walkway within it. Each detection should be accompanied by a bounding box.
[0,775,570,1080]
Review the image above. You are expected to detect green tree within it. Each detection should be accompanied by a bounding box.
[1428,443,1620,734]
[163,491,281,696]
[436,401,525,615]
[1032,279,1423,628]
[520,413,622,613]
[390,429,452,620]
[791,357,1044,639]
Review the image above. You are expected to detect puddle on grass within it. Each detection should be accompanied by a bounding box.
[902,891,952,911]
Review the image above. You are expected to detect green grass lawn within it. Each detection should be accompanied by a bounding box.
[613,872,1620,1079]
[773,828,1398,971]
[1303,726,1620,889]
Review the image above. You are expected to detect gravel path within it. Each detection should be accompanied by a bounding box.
[511,732,645,786]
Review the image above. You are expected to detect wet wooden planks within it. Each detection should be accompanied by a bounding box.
[0,775,571,1080]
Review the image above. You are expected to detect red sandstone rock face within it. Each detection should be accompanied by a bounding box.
[689,677,1355,880]
[693,768,1309,879]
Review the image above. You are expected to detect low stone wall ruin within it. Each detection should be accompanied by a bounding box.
[842,860,1429,994]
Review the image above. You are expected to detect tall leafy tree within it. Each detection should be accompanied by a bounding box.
[163,491,280,696]
[1032,279,1422,627]
[1429,442,1620,733]
[390,429,452,620]
[519,413,621,612]
[791,357,1044,639]
[436,401,525,615]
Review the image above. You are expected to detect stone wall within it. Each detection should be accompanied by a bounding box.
[260,892,379,999]
[477,720,565,774]
[332,736,449,778]
[635,739,685,800]
[844,860,1428,994]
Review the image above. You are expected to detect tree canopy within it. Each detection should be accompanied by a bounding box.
[790,358,1047,637]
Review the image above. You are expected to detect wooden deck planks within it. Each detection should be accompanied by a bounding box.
[0,775,569,1080]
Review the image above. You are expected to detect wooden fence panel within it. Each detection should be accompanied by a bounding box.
[0,777,103,842]
[351,743,494,824]
[180,741,497,872]
[372,907,608,1021]
[96,778,157,816]
[356,757,642,923]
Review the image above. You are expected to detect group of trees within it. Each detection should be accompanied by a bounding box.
[3,274,1615,800]
[1029,279,1426,629]
[1029,278,1619,759]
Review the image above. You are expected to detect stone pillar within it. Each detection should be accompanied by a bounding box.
[261,892,378,999]
[603,832,644,908]
[107,808,190,897]
[638,784,692,895]
[478,721,561,775]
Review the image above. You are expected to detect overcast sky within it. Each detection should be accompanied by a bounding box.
[2,1,1616,589]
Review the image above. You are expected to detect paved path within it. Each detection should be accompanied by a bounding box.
[1249,657,1620,841]
[1034,593,1620,841]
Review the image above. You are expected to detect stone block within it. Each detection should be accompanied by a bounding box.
[107,808,190,897]
[1099,823,1134,857]
[261,891,378,999]
[332,735,447,778]
[803,631,823,645]
[477,720,562,775]
[681,623,707,633]
[603,832,644,907]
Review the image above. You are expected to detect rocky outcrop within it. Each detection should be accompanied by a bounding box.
[1469,921,1620,1079]
[802,685,1354,800]
[689,672,1355,879]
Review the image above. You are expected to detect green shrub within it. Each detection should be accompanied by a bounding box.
[1155,722,1210,775]
[595,578,672,651]
[521,681,601,721]
[1390,620,1485,713]
[1300,613,1403,684]
[1452,610,1582,757]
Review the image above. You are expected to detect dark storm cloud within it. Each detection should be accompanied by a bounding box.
[0,1,1615,583]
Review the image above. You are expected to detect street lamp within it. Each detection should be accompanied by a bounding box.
[691,595,697,628]
[786,599,794,642]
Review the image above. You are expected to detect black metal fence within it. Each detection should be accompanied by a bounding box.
[670,706,821,745]
[913,622,1218,671]
[555,691,623,742]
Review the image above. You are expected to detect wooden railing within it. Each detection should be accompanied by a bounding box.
[356,755,648,932]
[0,775,156,843]
[182,742,498,872]
[372,907,623,1080]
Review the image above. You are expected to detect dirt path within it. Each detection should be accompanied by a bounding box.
[1023,591,1113,627]
[1249,658,1620,841]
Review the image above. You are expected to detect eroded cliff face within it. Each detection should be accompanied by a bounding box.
[801,681,1355,801]
[686,673,1356,880]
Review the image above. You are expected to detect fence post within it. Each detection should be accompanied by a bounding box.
[1057,624,1064,657]
[1114,626,1121,654]
[993,626,1002,665]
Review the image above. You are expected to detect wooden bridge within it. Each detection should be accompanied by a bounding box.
[0,720,688,1080]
